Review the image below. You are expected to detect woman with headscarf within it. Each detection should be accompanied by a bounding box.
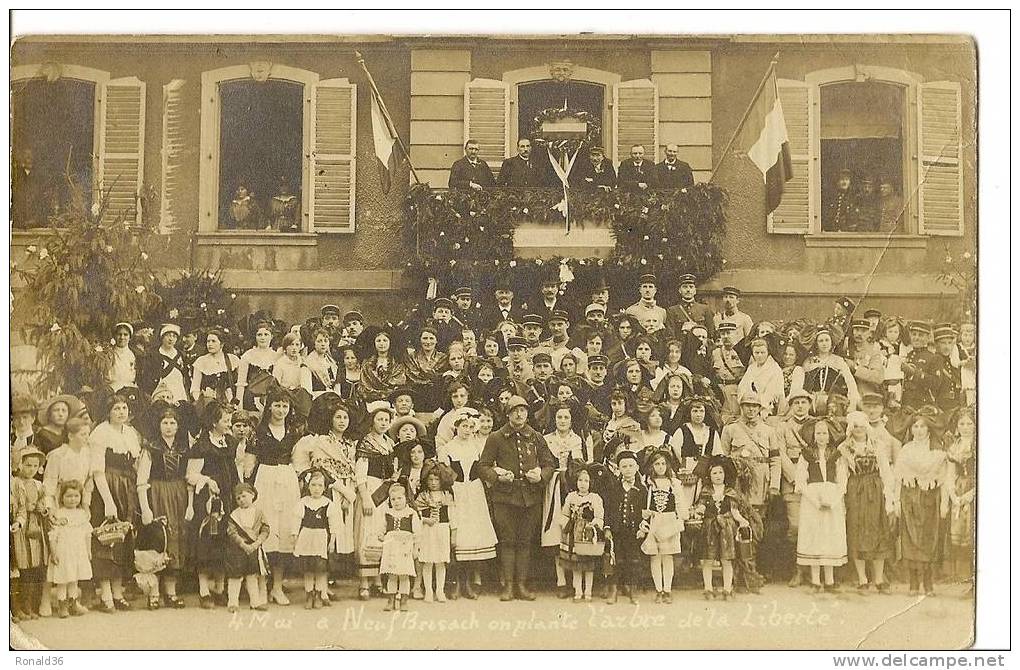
[739,337,787,419]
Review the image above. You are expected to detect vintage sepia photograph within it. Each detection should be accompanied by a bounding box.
[7,9,1003,657]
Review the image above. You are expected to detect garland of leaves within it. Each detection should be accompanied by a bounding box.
[147,270,246,340]
[404,182,728,313]
[530,108,601,156]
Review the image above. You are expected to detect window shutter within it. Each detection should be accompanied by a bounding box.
[769,79,813,234]
[613,79,659,165]
[310,78,357,233]
[158,79,186,235]
[918,81,964,237]
[464,78,510,169]
[98,76,145,226]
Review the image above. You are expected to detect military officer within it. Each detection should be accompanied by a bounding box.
[624,273,668,333]
[713,321,747,422]
[478,396,556,601]
[714,286,754,345]
[537,309,573,371]
[665,273,715,341]
[902,321,956,411]
[848,318,886,398]
[452,286,478,331]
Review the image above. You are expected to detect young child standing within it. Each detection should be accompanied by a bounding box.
[695,456,749,600]
[559,466,605,602]
[11,447,49,620]
[413,463,457,602]
[602,451,647,605]
[640,449,688,603]
[293,469,342,609]
[47,480,92,618]
[379,481,421,612]
[224,483,270,613]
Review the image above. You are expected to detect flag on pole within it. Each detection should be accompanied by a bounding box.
[738,69,793,213]
[369,88,399,194]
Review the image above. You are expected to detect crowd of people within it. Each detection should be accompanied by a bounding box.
[9,269,977,622]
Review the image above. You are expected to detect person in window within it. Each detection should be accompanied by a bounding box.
[228,181,262,230]
[823,168,856,232]
[853,175,880,232]
[656,143,694,190]
[497,138,543,187]
[269,176,300,233]
[570,145,617,191]
[449,139,495,191]
[877,178,904,233]
[617,144,658,193]
[12,148,50,229]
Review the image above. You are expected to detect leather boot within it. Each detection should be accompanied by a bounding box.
[499,549,516,601]
[461,566,478,600]
[605,582,618,604]
[514,548,536,601]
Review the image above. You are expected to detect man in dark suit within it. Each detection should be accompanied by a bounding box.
[480,275,526,331]
[569,145,617,190]
[656,143,695,190]
[533,271,563,326]
[449,139,495,191]
[617,144,658,193]
[497,138,543,187]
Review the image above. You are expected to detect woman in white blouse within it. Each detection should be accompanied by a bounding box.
[190,329,241,405]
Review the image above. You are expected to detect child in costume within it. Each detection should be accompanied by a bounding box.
[601,451,647,604]
[293,469,342,609]
[379,481,421,612]
[413,462,457,602]
[47,480,92,618]
[558,466,604,602]
[640,449,688,603]
[695,456,750,600]
[224,483,270,613]
[11,447,49,620]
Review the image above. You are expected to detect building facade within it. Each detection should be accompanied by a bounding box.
[11,34,975,326]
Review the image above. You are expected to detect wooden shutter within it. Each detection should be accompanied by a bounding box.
[310,78,357,233]
[769,79,813,234]
[464,78,510,169]
[918,81,964,236]
[158,79,186,235]
[98,76,145,226]
[613,79,659,165]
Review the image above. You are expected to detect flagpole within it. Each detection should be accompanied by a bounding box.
[709,51,781,181]
[354,50,422,185]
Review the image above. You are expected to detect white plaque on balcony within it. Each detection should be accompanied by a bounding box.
[513,219,614,259]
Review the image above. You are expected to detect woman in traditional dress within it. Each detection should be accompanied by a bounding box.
[795,418,848,593]
[336,345,364,403]
[236,319,281,411]
[303,327,340,399]
[89,394,142,613]
[405,325,446,414]
[359,325,410,403]
[438,411,497,599]
[541,401,585,598]
[803,326,860,414]
[838,411,895,593]
[669,396,722,510]
[190,328,241,406]
[945,408,975,583]
[893,409,950,596]
[353,403,399,599]
[272,332,313,396]
[780,342,807,400]
[739,337,787,419]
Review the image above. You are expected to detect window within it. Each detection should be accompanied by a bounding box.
[772,66,964,238]
[10,64,145,229]
[198,64,357,234]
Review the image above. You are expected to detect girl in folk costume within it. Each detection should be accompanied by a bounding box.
[639,449,688,603]
[780,342,807,399]
[336,344,364,403]
[234,318,279,407]
[892,409,950,596]
[273,332,314,396]
[379,481,422,612]
[602,451,647,604]
[359,325,411,403]
[803,326,860,414]
[945,408,975,583]
[795,418,849,593]
[353,403,399,599]
[46,481,92,619]
[542,401,586,598]
[605,389,642,448]
[439,410,498,599]
[669,396,723,509]
[695,456,750,600]
[145,324,191,405]
[136,403,192,609]
[304,328,340,399]
[232,410,258,482]
[559,465,605,602]
[190,328,241,406]
[414,461,457,602]
[292,469,342,609]
[876,317,912,360]
[291,394,358,562]
[615,358,656,418]
[11,447,48,620]
[655,372,691,438]
[838,411,896,593]
[739,338,787,418]
[224,483,270,613]
[187,401,240,609]
[89,394,141,613]
[635,405,670,460]
[248,387,302,604]
[390,416,433,501]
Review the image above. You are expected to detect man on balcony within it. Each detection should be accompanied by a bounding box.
[656,144,695,190]
[449,139,495,191]
[570,145,617,191]
[497,138,544,188]
[617,144,658,193]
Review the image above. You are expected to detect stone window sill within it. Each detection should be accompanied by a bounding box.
[195,231,317,247]
[804,234,926,249]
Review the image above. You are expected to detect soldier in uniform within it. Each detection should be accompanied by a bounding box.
[829,296,857,355]
[478,396,557,601]
[848,318,886,399]
[665,273,715,341]
[452,286,477,332]
[655,143,695,190]
[617,144,658,193]
[429,297,462,352]
[853,175,880,232]
[537,310,573,371]
[341,310,366,347]
[625,273,668,334]
[777,388,814,587]
[570,145,617,191]
[902,321,956,411]
[713,322,747,423]
[582,354,612,426]
[823,168,855,232]
[497,138,543,187]
[520,313,545,351]
[449,139,496,191]
[569,302,613,350]
[931,325,963,412]
[714,286,754,345]
[863,308,883,334]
